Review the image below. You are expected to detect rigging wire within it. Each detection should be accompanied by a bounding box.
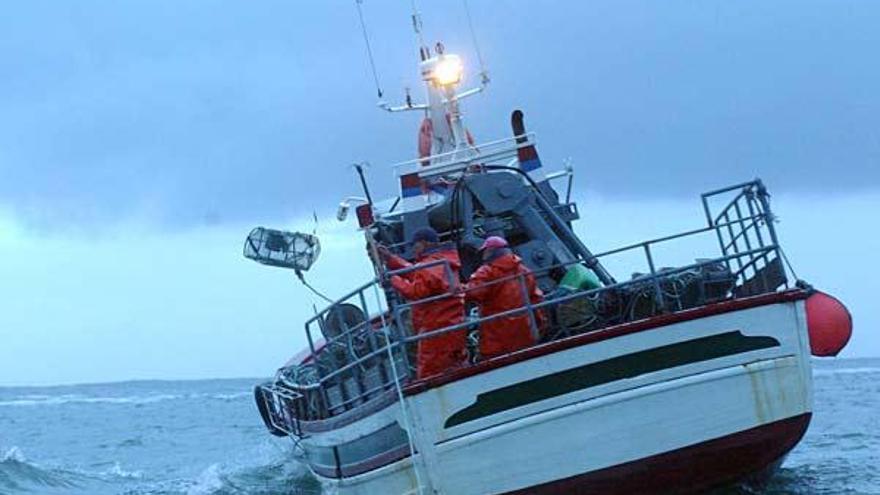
[291,210,334,304]
[354,0,384,98]
[462,0,489,84]
[296,270,335,304]
[778,246,801,283]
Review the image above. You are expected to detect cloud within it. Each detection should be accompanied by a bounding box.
[1,0,879,231]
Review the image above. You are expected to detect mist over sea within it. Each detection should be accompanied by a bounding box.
[1,359,877,495]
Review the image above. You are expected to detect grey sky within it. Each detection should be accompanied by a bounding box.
[1,1,878,385]
[2,1,879,229]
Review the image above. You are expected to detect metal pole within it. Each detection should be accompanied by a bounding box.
[392,306,414,376]
[364,223,431,495]
[722,211,745,274]
[518,274,540,341]
[701,195,713,228]
[643,244,666,313]
[532,189,616,285]
[354,163,374,205]
[755,181,780,247]
[358,289,390,385]
[371,284,430,495]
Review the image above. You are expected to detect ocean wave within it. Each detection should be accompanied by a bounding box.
[187,464,225,495]
[0,447,152,495]
[182,459,320,495]
[0,447,79,491]
[2,440,319,495]
[812,367,880,377]
[0,394,181,407]
[1,446,26,463]
[209,392,252,401]
[98,461,144,480]
[0,391,253,407]
[118,456,319,495]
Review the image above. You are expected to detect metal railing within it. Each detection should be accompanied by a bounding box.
[258,259,460,422]
[391,246,777,350]
[260,180,789,428]
[393,132,537,179]
[257,383,304,437]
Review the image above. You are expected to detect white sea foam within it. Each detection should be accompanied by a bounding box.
[0,393,182,407]
[59,460,145,483]
[813,367,880,377]
[0,390,252,407]
[1,446,26,463]
[0,446,80,488]
[102,461,144,480]
[187,463,225,495]
[209,392,251,401]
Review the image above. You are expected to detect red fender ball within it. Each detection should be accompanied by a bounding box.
[805,291,853,357]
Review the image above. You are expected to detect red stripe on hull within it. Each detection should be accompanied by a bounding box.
[504,413,811,495]
[405,290,809,396]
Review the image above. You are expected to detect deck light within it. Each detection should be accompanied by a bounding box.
[432,55,463,87]
[336,196,369,222]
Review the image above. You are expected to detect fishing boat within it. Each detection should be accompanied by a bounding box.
[245,6,853,494]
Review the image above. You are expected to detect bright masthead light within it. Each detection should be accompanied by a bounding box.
[432,55,464,87]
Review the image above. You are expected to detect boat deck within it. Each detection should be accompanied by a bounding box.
[256,179,795,435]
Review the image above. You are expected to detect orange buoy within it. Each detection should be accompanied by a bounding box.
[805,291,853,357]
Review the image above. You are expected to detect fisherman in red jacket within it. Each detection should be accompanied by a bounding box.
[466,236,545,359]
[378,227,466,379]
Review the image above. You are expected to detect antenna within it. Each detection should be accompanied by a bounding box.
[410,0,428,60]
[462,0,490,85]
[373,0,488,160]
[354,0,384,99]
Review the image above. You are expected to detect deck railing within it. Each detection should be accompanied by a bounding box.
[258,180,790,428]
[393,132,537,179]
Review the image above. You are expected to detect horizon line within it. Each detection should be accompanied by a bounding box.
[2,356,879,389]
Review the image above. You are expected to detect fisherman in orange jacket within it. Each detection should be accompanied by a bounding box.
[378,227,466,379]
[466,236,545,359]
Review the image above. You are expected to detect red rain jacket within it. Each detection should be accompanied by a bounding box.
[386,245,466,378]
[466,252,545,359]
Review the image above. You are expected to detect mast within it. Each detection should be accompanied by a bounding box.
[380,3,487,164]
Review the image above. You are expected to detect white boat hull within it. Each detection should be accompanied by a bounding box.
[310,294,813,495]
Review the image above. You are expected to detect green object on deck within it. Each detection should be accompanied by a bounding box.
[559,264,602,291]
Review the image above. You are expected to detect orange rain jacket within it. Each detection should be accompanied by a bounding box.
[466,252,545,359]
[386,244,466,379]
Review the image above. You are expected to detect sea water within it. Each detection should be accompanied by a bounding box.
[1,358,878,495]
